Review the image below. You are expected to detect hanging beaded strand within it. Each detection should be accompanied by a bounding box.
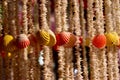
[114,0,120,36]
[46,0,56,79]
[93,0,107,79]
[0,1,2,78]
[2,0,11,80]
[55,0,65,80]
[7,0,17,80]
[111,0,119,79]
[2,0,9,35]
[87,0,98,80]
[33,0,41,79]
[61,0,72,80]
[39,0,51,79]
[67,1,74,80]
[79,0,89,79]
[70,0,83,80]
[104,0,114,80]
[18,0,29,80]
[55,0,62,33]
[27,0,36,80]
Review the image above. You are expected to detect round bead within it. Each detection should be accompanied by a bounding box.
[105,32,119,46]
[92,34,106,49]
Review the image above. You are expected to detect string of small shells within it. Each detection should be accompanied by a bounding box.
[79,0,89,79]
[67,1,74,80]
[33,1,41,79]
[55,0,65,80]
[94,0,107,79]
[47,0,56,79]
[12,0,20,79]
[70,0,83,80]
[39,0,51,79]
[8,0,18,80]
[0,1,2,36]
[104,0,114,80]
[0,1,2,79]
[2,0,9,35]
[0,1,3,80]
[27,0,36,80]
[18,0,29,80]
[114,0,120,36]
[2,0,11,80]
[55,0,62,33]
[60,0,72,80]
[111,0,119,79]
[87,0,98,80]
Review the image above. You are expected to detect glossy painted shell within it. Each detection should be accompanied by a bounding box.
[92,34,106,49]
[3,35,14,46]
[47,30,56,46]
[37,30,50,45]
[55,31,71,46]
[64,33,77,48]
[16,34,30,49]
[105,32,119,46]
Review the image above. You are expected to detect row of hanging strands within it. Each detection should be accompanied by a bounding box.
[0,0,119,80]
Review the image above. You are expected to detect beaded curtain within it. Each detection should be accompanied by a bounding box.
[0,0,119,80]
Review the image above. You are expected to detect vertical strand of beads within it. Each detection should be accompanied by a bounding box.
[55,0,65,80]
[12,0,20,79]
[79,0,89,79]
[71,0,83,79]
[104,0,114,80]
[114,0,120,36]
[19,0,29,80]
[46,0,55,79]
[39,0,51,79]
[72,0,83,79]
[87,0,98,80]
[99,0,107,79]
[94,0,107,79]
[61,0,70,80]
[2,0,10,80]
[0,1,2,79]
[7,0,17,80]
[33,1,41,79]
[2,0,8,35]
[55,0,62,33]
[27,0,36,80]
[111,0,119,79]
[68,1,74,80]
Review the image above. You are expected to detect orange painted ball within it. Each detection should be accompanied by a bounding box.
[92,34,106,49]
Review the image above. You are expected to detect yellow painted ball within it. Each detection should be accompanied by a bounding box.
[105,32,119,46]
